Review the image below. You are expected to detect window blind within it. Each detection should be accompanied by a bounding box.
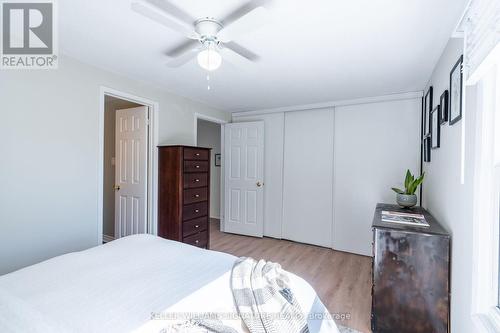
[457,0,500,81]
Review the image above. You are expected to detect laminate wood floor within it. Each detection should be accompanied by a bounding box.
[209,219,372,333]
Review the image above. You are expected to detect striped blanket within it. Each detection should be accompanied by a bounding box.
[230,257,309,333]
[161,257,309,333]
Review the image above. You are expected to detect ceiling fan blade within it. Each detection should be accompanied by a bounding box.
[165,48,199,67]
[218,6,270,42]
[223,41,259,62]
[165,39,200,57]
[131,1,197,39]
[142,0,195,26]
[221,0,272,28]
[219,48,252,73]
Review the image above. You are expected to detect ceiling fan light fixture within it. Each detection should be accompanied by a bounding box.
[197,48,222,71]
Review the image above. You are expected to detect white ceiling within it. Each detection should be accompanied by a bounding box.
[60,0,468,112]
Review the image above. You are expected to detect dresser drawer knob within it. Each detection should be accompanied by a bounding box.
[195,194,200,198]
[195,165,200,169]
[195,179,200,182]
[195,209,199,213]
[195,240,199,244]
[195,225,200,228]
[195,153,200,156]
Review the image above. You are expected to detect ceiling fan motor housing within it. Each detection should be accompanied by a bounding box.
[195,18,223,40]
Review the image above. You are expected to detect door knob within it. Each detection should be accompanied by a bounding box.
[256,181,262,187]
[113,185,121,191]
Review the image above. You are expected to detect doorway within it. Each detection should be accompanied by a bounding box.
[98,87,159,244]
[195,115,226,232]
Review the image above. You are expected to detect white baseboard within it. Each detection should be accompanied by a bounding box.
[103,234,115,243]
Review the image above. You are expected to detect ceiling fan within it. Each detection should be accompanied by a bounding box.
[131,0,272,71]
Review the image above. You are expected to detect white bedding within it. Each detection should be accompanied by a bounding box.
[0,235,338,333]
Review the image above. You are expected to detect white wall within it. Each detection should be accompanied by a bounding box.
[196,119,221,219]
[422,38,476,333]
[333,99,421,255]
[0,55,230,275]
[231,113,284,238]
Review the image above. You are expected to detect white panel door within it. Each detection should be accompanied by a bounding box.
[224,122,264,237]
[232,113,285,239]
[282,108,334,247]
[115,106,148,238]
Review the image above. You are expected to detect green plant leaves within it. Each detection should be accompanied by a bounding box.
[407,173,425,195]
[392,187,405,194]
[404,170,412,189]
[394,170,425,195]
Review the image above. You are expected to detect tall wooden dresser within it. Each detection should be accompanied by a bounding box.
[158,145,211,249]
[371,203,450,333]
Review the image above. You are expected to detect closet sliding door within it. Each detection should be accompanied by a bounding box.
[282,108,334,247]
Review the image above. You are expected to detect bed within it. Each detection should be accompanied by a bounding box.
[0,234,339,333]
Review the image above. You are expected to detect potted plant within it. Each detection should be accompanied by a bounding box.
[391,170,424,208]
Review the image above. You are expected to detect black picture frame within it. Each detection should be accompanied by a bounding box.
[215,153,221,167]
[423,137,431,162]
[449,55,463,125]
[430,105,441,149]
[424,87,433,136]
[440,90,449,124]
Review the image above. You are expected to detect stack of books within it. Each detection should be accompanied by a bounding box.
[381,210,430,227]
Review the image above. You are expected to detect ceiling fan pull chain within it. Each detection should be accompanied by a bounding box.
[207,43,211,90]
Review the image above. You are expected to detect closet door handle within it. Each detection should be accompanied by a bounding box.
[256,181,262,187]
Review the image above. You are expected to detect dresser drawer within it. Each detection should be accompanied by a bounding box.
[184,148,209,161]
[183,187,208,205]
[183,217,208,237]
[184,160,209,173]
[183,202,208,221]
[183,173,208,189]
[183,230,208,248]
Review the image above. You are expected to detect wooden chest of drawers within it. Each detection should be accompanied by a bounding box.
[371,203,450,333]
[158,145,211,248]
